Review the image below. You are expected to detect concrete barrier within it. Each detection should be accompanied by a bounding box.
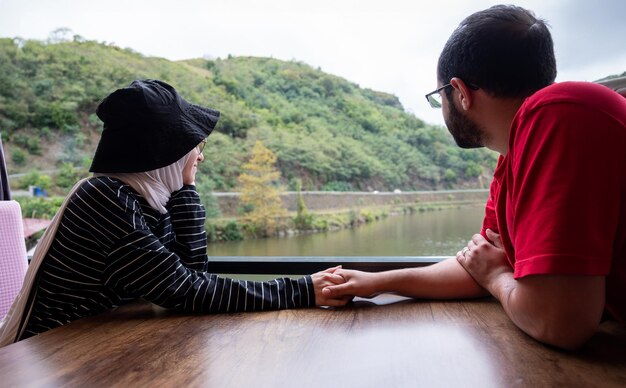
[213,189,489,217]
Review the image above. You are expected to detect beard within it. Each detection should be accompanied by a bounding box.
[444,97,485,149]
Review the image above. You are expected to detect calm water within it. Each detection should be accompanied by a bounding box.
[207,205,486,257]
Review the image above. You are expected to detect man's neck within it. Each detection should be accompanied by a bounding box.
[479,97,525,156]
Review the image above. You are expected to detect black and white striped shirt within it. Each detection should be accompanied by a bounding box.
[21,177,314,340]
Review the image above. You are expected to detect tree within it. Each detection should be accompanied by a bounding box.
[238,140,287,236]
[47,27,72,44]
[293,178,313,230]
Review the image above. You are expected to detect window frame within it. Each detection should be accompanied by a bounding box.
[209,256,447,274]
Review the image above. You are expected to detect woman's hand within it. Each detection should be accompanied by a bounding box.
[321,269,380,299]
[312,266,352,307]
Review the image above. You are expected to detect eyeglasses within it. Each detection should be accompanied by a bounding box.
[196,139,207,154]
[425,84,452,108]
[425,82,479,108]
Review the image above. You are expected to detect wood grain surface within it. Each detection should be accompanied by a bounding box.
[0,296,624,387]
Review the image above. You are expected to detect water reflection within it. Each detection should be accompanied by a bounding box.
[207,205,485,257]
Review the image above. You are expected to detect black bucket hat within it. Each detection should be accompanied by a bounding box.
[89,79,220,173]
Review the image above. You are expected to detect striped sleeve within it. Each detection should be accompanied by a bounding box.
[166,185,209,271]
[103,230,316,312]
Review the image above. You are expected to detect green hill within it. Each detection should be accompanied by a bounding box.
[0,36,498,192]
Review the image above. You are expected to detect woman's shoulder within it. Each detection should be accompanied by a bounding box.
[80,176,127,193]
[75,177,141,207]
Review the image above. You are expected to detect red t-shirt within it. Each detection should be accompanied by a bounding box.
[481,82,626,323]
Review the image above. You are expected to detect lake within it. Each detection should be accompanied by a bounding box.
[207,205,486,257]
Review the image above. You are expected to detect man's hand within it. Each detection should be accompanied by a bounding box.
[457,229,605,349]
[456,229,511,292]
[311,266,352,307]
[322,269,380,299]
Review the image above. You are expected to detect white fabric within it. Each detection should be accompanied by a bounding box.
[0,178,87,347]
[95,151,194,213]
[0,201,28,320]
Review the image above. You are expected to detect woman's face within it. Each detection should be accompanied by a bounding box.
[182,145,205,185]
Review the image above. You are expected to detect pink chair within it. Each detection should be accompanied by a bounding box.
[0,200,28,320]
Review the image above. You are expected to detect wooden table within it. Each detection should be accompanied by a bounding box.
[0,296,624,387]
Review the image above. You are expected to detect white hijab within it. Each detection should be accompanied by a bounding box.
[95,150,195,214]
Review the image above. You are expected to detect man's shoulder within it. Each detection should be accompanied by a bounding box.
[529,81,625,106]
[530,81,609,103]
[522,82,626,123]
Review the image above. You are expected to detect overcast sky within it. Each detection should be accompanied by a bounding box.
[1,0,625,125]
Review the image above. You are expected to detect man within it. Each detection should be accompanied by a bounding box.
[323,5,626,349]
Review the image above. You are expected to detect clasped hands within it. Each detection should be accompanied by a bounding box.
[312,266,382,307]
[313,228,511,306]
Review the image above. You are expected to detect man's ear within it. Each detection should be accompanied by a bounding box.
[450,77,473,111]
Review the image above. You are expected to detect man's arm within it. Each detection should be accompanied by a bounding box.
[489,273,604,350]
[458,230,605,350]
[322,257,489,300]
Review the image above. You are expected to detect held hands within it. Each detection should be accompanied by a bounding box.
[312,266,353,307]
[456,229,512,293]
[316,230,513,307]
[321,269,380,300]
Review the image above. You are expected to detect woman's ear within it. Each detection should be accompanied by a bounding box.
[450,77,473,111]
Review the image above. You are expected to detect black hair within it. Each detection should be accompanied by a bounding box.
[438,5,557,98]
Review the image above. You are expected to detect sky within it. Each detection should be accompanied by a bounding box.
[1,0,625,126]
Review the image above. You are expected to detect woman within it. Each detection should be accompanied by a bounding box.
[0,79,347,346]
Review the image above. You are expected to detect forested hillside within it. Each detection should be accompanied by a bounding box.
[0,36,499,192]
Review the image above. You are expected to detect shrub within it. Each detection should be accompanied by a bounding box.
[321,181,353,192]
[15,196,63,219]
[12,148,27,165]
[205,222,218,242]
[38,126,53,140]
[13,134,42,155]
[294,212,314,230]
[223,221,244,241]
[444,169,457,182]
[312,217,329,231]
[361,210,375,223]
[348,209,360,226]
[20,170,52,190]
[55,162,80,189]
[465,161,483,178]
